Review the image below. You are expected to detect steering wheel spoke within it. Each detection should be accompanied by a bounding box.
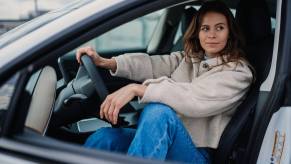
[80,55,109,101]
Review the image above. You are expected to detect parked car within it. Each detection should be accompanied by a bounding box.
[0,0,290,163]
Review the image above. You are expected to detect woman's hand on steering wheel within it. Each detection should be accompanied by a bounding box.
[100,84,147,125]
[76,46,103,66]
[76,46,117,72]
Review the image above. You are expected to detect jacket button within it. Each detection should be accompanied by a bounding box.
[202,63,209,69]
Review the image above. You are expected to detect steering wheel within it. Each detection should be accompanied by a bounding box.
[70,55,130,127]
[80,55,109,101]
[50,55,110,128]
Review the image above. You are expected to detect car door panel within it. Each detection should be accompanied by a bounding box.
[256,107,291,164]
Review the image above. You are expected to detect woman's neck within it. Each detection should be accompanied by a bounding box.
[205,52,220,58]
[204,53,216,59]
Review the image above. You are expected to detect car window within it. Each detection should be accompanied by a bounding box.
[89,10,164,52]
[0,0,94,48]
[0,74,19,132]
[271,17,276,33]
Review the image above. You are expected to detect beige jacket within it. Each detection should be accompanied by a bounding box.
[111,51,253,148]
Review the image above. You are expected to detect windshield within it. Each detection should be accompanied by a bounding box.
[0,0,95,48]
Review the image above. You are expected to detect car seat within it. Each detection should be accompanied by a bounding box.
[25,66,57,135]
[172,7,197,51]
[213,0,274,163]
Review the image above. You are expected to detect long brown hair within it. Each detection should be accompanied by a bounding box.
[184,1,245,64]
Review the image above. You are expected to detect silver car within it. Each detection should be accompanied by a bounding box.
[0,0,290,163]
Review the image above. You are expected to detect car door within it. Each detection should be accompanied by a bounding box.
[242,0,291,163]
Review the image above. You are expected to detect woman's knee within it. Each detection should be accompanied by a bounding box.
[140,103,177,123]
[84,127,118,149]
[84,127,135,152]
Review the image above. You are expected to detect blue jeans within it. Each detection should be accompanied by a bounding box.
[84,103,211,163]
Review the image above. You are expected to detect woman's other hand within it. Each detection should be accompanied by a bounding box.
[100,84,147,125]
[76,46,117,72]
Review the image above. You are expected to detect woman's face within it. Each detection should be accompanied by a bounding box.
[198,12,229,57]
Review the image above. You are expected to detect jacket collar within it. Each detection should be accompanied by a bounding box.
[191,55,228,68]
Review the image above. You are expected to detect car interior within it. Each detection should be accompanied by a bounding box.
[0,0,278,163]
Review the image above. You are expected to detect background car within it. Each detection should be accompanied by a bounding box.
[0,0,290,163]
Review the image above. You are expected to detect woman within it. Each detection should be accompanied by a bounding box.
[76,1,253,163]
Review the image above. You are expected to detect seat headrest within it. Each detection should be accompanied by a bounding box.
[235,0,272,42]
[181,7,197,33]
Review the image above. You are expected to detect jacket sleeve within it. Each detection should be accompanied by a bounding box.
[139,67,253,117]
[110,52,184,82]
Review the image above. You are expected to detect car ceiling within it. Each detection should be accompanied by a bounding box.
[223,0,277,17]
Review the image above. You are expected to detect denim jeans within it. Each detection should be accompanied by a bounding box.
[84,103,211,163]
